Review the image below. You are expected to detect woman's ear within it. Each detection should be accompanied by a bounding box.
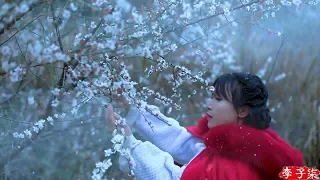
[237,106,250,118]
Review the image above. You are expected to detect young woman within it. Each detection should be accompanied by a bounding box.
[106,72,304,180]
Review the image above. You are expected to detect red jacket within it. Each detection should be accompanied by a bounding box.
[179,115,304,180]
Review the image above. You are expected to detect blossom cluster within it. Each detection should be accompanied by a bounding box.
[92,117,135,180]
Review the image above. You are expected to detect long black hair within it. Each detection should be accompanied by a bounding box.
[212,72,271,129]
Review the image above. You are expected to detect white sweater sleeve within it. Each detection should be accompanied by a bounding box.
[119,135,186,180]
[126,105,205,165]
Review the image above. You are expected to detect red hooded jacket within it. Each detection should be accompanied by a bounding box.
[178,115,304,180]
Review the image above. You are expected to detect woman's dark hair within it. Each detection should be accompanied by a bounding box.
[212,72,271,129]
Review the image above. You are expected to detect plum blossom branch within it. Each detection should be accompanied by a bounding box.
[0,14,42,47]
[164,0,262,34]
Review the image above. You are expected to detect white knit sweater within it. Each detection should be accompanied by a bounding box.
[118,105,205,180]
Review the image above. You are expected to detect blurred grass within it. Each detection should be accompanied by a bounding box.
[232,31,320,168]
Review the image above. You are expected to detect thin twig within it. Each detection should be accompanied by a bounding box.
[164,0,261,34]
[0,14,42,47]
[0,1,43,35]
[266,34,285,84]
[50,3,64,52]
[57,18,105,88]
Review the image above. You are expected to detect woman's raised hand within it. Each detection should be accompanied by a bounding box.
[104,104,131,136]
[111,88,130,113]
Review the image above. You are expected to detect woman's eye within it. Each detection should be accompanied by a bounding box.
[212,96,222,101]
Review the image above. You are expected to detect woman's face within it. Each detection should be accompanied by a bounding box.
[206,92,239,128]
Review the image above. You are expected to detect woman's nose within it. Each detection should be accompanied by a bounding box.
[207,105,213,110]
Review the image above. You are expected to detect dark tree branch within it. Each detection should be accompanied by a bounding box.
[0,1,43,36]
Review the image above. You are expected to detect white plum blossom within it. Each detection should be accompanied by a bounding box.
[116,0,132,12]
[47,116,54,125]
[13,132,25,139]
[51,88,60,96]
[111,134,124,144]
[62,9,71,19]
[35,119,45,130]
[60,113,66,118]
[71,108,79,115]
[15,3,29,14]
[0,45,10,55]
[27,96,35,105]
[92,159,113,180]
[70,3,77,11]
[292,0,302,6]
[9,67,24,82]
[51,99,59,107]
[33,126,40,133]
[24,130,32,138]
[1,60,16,72]
[104,149,113,156]
[54,114,59,118]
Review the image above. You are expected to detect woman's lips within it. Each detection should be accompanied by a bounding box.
[207,113,213,118]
